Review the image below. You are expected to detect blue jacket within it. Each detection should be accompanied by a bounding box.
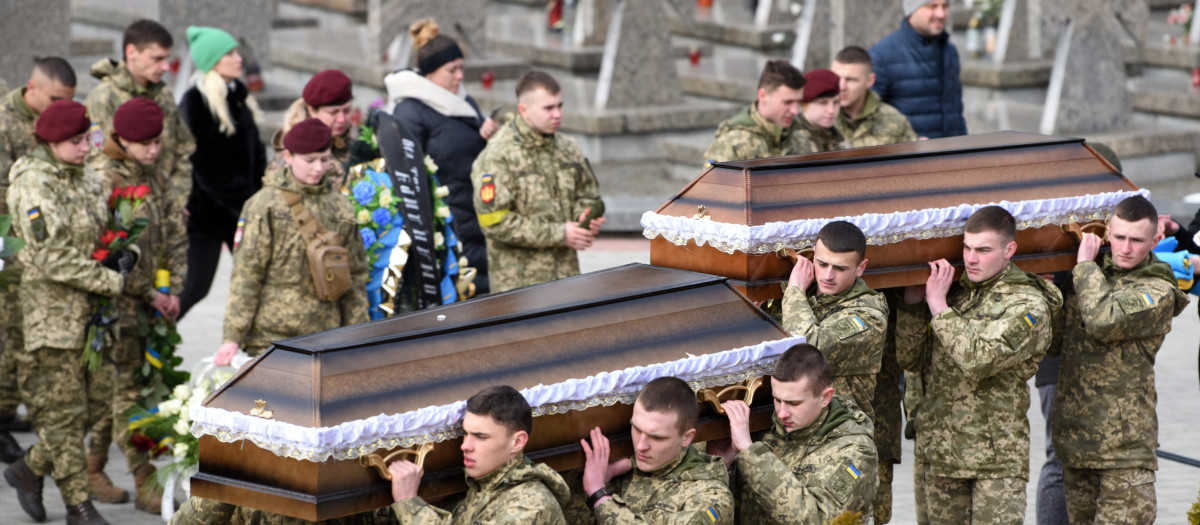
[869,18,967,139]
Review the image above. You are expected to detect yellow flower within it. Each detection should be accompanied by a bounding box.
[434,186,450,199]
[435,207,450,219]
[379,191,394,208]
[434,232,445,247]
[357,209,372,225]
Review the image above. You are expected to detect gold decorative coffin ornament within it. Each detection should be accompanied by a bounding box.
[189,264,798,520]
[645,132,1140,299]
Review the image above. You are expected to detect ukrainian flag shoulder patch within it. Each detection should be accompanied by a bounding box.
[1118,291,1157,315]
[704,506,719,523]
[832,315,870,340]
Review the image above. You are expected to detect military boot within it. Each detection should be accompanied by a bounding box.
[65,500,110,525]
[0,414,25,463]
[86,453,129,503]
[133,464,163,513]
[4,457,46,521]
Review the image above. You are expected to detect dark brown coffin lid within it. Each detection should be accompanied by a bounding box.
[662,131,1134,225]
[203,263,788,430]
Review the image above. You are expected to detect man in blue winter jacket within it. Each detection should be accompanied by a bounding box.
[869,0,967,139]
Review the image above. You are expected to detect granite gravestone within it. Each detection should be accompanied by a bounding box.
[594,0,682,109]
[376,0,487,68]
[159,0,273,69]
[794,0,902,72]
[0,0,71,88]
[1041,7,1130,133]
[571,0,616,47]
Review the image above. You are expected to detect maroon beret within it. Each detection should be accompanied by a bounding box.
[113,98,164,142]
[302,69,353,108]
[283,118,332,154]
[802,69,841,103]
[35,100,91,143]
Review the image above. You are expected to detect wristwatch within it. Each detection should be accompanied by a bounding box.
[586,487,612,509]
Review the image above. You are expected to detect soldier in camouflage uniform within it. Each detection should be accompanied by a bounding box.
[83,98,188,511]
[170,496,391,524]
[831,47,918,149]
[388,385,569,525]
[84,19,195,211]
[796,69,848,153]
[781,220,887,425]
[1051,196,1188,524]
[216,119,367,365]
[0,57,77,463]
[470,71,604,293]
[570,377,734,525]
[896,206,1062,525]
[703,60,817,164]
[267,69,356,189]
[4,100,132,525]
[709,343,877,524]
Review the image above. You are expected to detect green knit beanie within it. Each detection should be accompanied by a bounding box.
[187,26,238,73]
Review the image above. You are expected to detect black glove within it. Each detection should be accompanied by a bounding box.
[101,249,139,278]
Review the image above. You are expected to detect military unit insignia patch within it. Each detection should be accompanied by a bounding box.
[829,461,861,503]
[479,173,496,204]
[1118,291,1155,314]
[832,316,869,340]
[1002,313,1035,348]
[27,207,45,241]
[234,218,245,250]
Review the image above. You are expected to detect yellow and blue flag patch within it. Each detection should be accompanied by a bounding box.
[1022,313,1036,328]
[845,463,861,479]
[704,506,719,523]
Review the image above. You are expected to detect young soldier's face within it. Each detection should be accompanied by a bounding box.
[629,401,695,472]
[757,85,803,128]
[309,102,354,138]
[518,87,564,135]
[460,412,524,479]
[770,376,833,432]
[962,229,1016,283]
[122,136,162,165]
[49,132,91,165]
[1108,216,1161,269]
[812,240,867,296]
[125,43,172,87]
[801,96,841,129]
[26,75,76,115]
[830,61,874,111]
[285,150,333,186]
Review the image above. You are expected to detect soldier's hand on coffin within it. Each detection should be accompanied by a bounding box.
[215,341,240,366]
[565,221,595,251]
[925,259,954,316]
[721,400,754,453]
[1077,232,1102,264]
[581,426,611,494]
[904,284,926,305]
[388,460,423,502]
[789,255,815,291]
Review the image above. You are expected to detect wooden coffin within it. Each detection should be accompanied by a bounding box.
[190,264,797,520]
[644,132,1141,300]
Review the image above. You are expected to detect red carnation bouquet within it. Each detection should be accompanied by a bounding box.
[83,184,152,371]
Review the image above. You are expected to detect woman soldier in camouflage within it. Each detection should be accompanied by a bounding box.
[214,119,368,367]
[4,100,132,525]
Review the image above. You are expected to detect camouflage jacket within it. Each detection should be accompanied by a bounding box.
[796,114,848,153]
[587,446,733,525]
[170,496,391,524]
[222,166,368,349]
[781,278,889,424]
[86,141,188,317]
[470,115,603,293]
[391,455,569,525]
[6,145,123,350]
[85,58,195,209]
[0,87,39,214]
[834,91,917,149]
[702,103,817,165]
[733,397,878,525]
[896,262,1062,479]
[1052,254,1187,471]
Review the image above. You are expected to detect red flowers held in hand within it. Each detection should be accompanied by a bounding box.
[99,230,117,246]
[91,248,110,262]
[132,185,151,200]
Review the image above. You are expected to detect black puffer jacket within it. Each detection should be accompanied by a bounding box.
[393,96,490,293]
[179,80,267,240]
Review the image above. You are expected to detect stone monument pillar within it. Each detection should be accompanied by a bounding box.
[0,0,70,88]
[159,0,273,69]
[375,0,487,68]
[1041,6,1130,133]
[595,0,682,109]
[795,0,903,72]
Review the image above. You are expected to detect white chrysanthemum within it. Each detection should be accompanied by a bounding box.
[173,442,189,459]
[173,416,191,436]
[157,398,183,417]
[434,186,450,199]
[434,232,445,247]
[435,207,450,219]
[424,155,439,174]
[172,384,191,402]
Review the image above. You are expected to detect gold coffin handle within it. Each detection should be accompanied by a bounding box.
[697,376,764,415]
[1061,221,1108,243]
[776,247,813,265]
[359,442,435,481]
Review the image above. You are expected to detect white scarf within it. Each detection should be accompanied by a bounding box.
[384,69,480,120]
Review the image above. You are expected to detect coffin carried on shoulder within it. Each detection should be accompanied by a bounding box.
[189,264,796,520]
[643,132,1142,299]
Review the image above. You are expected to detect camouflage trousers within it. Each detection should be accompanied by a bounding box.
[923,474,1025,525]
[86,311,152,474]
[913,457,928,525]
[0,320,24,415]
[872,320,902,525]
[1063,467,1156,525]
[874,462,893,524]
[169,496,393,524]
[15,345,109,505]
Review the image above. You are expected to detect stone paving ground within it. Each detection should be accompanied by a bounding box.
[3,235,1199,523]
